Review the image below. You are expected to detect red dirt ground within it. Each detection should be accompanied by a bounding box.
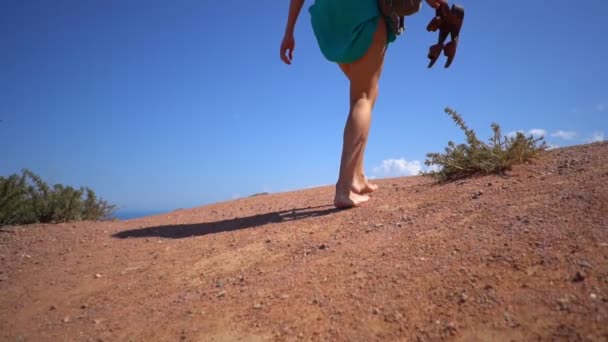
[1,142,607,341]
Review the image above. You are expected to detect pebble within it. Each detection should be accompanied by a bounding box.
[459,293,468,304]
[217,291,226,298]
[318,244,328,250]
[63,316,71,323]
[253,303,263,309]
[572,271,586,282]
[557,297,569,311]
[577,260,592,269]
[590,293,597,300]
[94,273,102,278]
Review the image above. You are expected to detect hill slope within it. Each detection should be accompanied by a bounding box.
[1,142,607,341]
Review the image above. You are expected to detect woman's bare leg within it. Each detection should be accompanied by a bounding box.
[334,17,387,208]
[338,65,379,196]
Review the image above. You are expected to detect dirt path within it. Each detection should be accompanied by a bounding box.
[1,142,607,341]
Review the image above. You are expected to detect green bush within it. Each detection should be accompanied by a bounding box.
[0,169,116,227]
[422,107,548,182]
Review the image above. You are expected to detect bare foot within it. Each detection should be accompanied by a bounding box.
[351,178,378,195]
[334,190,370,209]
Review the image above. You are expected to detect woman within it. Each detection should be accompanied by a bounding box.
[280,0,440,208]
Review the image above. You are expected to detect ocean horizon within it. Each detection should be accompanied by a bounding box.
[114,210,169,220]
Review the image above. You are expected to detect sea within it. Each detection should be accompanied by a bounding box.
[113,210,169,220]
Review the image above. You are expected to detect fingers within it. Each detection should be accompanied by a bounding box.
[280,46,294,65]
[281,47,291,64]
[427,0,441,8]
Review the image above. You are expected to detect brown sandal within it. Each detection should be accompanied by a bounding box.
[426,1,465,68]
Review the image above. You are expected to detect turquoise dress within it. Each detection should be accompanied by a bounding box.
[308,0,397,64]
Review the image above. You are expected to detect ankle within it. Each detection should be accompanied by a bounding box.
[335,179,352,193]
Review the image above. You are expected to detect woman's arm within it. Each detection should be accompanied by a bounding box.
[280,0,305,65]
[284,0,305,36]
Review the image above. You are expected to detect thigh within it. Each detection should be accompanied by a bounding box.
[338,63,351,80]
[348,17,387,102]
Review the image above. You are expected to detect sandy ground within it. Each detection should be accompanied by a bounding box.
[1,142,607,342]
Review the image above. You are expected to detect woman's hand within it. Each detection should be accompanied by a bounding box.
[280,0,304,65]
[280,33,295,65]
[425,0,443,8]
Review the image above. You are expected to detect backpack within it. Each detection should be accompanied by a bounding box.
[377,0,423,36]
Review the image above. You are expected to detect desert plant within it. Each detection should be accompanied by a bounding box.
[0,172,32,225]
[422,107,547,182]
[0,169,116,227]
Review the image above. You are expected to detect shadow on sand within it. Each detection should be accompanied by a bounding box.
[112,205,343,239]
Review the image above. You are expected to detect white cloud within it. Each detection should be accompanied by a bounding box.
[596,104,605,112]
[550,130,577,140]
[507,129,546,138]
[588,131,605,143]
[372,158,422,178]
[529,129,546,138]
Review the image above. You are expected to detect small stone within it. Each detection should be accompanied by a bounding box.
[459,293,468,304]
[63,316,71,323]
[93,319,102,325]
[577,260,592,269]
[590,293,597,300]
[372,308,380,315]
[253,303,263,309]
[572,271,586,282]
[375,223,383,228]
[94,273,102,278]
[217,291,226,298]
[49,305,57,311]
[280,294,290,300]
[318,244,328,250]
[216,280,224,288]
[557,297,569,311]
[265,239,271,243]
[81,304,88,309]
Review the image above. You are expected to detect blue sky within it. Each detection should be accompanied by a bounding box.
[1,0,606,214]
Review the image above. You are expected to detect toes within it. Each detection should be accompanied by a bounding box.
[334,192,370,209]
